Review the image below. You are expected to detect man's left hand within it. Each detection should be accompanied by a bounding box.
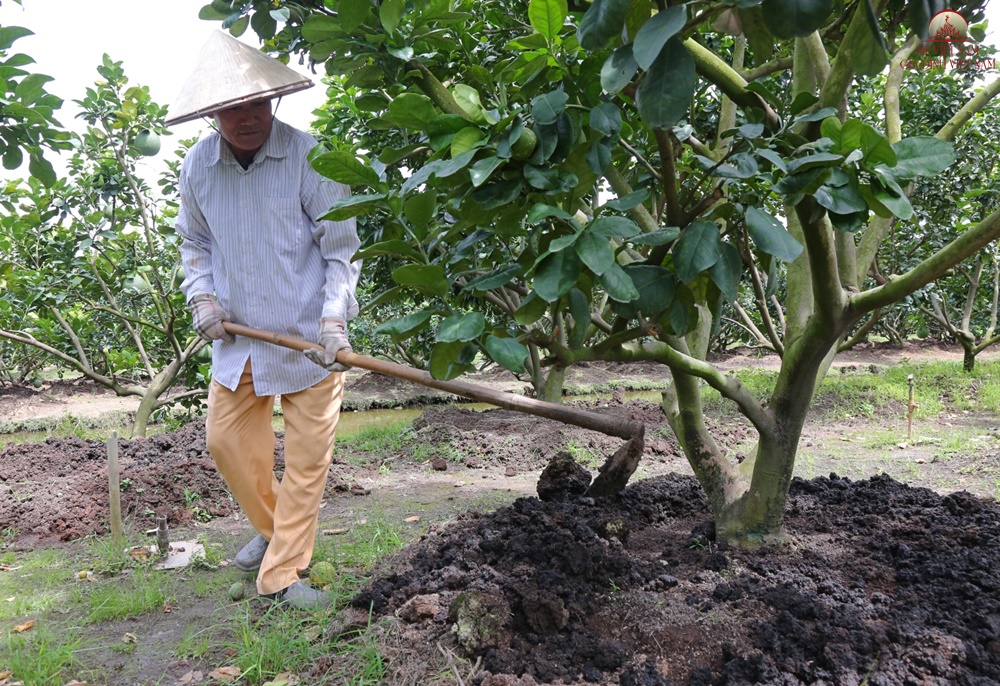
[304,317,352,372]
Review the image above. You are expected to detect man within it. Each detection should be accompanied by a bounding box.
[167,31,361,610]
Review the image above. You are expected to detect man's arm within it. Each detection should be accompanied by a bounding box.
[176,164,217,302]
[303,166,362,320]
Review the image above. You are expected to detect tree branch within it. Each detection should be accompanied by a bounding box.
[604,163,659,233]
[794,199,846,325]
[683,38,781,131]
[852,208,1000,315]
[936,75,1000,142]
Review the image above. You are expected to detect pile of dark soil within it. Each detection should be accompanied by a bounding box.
[0,424,241,544]
[349,471,1000,685]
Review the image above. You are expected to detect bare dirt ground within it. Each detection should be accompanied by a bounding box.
[2,343,1000,685]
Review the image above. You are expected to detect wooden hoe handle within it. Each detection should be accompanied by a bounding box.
[221,322,644,441]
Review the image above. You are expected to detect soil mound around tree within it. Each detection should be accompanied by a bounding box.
[351,472,1000,685]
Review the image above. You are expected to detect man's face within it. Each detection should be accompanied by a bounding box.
[214,99,273,162]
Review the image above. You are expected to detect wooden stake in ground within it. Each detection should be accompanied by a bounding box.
[907,374,918,441]
[107,431,123,544]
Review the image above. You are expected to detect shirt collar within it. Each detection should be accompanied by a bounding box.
[208,118,289,168]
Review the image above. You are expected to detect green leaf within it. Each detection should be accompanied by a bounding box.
[527,204,577,224]
[600,262,640,302]
[355,239,423,262]
[27,154,55,187]
[465,264,523,291]
[470,156,503,187]
[429,341,476,380]
[587,142,612,174]
[375,310,434,340]
[380,0,406,33]
[601,46,638,93]
[854,0,890,76]
[301,14,339,41]
[452,84,487,124]
[891,137,955,179]
[872,180,913,220]
[535,250,582,302]
[588,215,642,239]
[451,128,486,157]
[589,102,622,137]
[14,74,52,104]
[485,335,529,372]
[830,120,896,168]
[673,220,722,283]
[391,264,451,296]
[830,211,867,233]
[319,193,386,221]
[630,227,680,245]
[621,265,676,317]
[578,0,629,49]
[198,5,230,20]
[761,0,833,39]
[773,167,828,197]
[403,192,436,228]
[814,183,868,215]
[529,0,568,40]
[229,15,250,36]
[437,312,486,342]
[388,93,439,130]
[601,189,649,212]
[745,207,803,262]
[400,150,476,194]
[709,242,742,303]
[576,230,616,275]
[339,0,372,32]
[427,114,470,151]
[531,90,569,125]
[785,152,844,174]
[514,291,549,325]
[636,38,695,130]
[632,6,687,70]
[311,152,380,187]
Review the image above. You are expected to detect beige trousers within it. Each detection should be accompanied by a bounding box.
[206,360,342,595]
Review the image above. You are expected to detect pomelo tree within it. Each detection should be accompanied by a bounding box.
[211,0,998,543]
[0,54,209,437]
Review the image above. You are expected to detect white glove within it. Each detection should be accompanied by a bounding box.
[189,294,234,342]
[304,317,352,372]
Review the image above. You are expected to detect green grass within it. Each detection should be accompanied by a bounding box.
[701,358,1000,421]
[336,419,413,453]
[2,623,89,685]
[84,570,172,623]
[0,549,78,621]
[564,438,602,469]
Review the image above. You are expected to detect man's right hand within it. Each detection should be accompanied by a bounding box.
[190,294,235,342]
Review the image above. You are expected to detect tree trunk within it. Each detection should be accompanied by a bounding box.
[542,365,566,403]
[963,344,976,373]
[130,361,184,438]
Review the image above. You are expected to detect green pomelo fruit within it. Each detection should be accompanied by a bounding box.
[135,130,161,156]
[511,128,538,161]
[309,560,336,585]
[229,582,245,601]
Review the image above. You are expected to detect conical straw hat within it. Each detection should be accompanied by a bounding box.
[166,31,313,126]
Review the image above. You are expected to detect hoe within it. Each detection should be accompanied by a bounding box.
[222,322,645,497]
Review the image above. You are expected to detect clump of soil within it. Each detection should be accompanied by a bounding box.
[349,471,1000,685]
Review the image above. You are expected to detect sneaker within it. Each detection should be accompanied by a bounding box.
[261,581,331,610]
[233,534,268,572]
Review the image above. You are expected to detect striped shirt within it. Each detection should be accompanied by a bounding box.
[177,118,361,396]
